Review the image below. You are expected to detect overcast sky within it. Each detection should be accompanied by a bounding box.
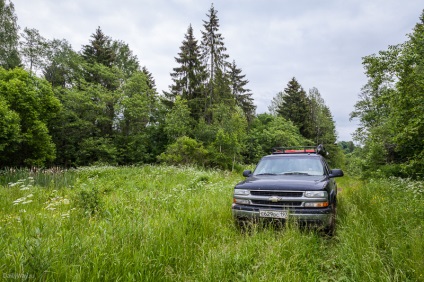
[10,0,423,141]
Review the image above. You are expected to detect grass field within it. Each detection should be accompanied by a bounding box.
[0,166,423,281]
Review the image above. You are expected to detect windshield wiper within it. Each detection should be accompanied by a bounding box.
[255,173,277,176]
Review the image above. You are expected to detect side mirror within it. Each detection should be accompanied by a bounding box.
[242,170,252,177]
[329,169,344,178]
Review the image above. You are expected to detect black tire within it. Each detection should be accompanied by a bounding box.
[324,201,337,236]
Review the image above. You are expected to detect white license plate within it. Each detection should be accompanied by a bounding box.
[259,210,288,219]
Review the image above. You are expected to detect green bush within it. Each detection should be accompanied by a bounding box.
[74,184,103,216]
[157,136,208,166]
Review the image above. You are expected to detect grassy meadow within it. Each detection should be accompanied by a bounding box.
[0,166,423,281]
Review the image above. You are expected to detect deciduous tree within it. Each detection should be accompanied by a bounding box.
[0,0,21,69]
[0,67,60,166]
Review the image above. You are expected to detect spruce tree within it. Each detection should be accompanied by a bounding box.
[228,60,256,122]
[80,27,121,137]
[142,66,157,91]
[81,27,115,68]
[200,4,229,112]
[276,77,309,137]
[166,24,207,120]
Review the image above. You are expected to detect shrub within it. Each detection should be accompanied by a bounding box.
[157,136,208,166]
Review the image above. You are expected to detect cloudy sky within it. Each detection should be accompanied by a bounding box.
[10,0,423,141]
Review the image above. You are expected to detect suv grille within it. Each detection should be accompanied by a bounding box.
[251,200,302,207]
[250,191,303,197]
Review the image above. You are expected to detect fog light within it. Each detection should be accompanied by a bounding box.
[234,198,250,205]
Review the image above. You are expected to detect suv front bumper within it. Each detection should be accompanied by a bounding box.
[232,204,332,226]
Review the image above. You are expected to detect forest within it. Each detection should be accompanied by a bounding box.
[1,0,424,179]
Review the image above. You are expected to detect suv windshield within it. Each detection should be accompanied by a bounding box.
[253,157,324,176]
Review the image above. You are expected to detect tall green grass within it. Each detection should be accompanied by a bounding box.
[0,166,423,281]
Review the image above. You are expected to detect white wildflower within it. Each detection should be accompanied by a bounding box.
[13,197,26,205]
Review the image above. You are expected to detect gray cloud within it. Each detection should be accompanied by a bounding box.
[11,0,423,141]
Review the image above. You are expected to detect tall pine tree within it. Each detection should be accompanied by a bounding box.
[228,60,256,123]
[166,24,207,120]
[200,4,229,114]
[276,77,309,137]
[80,27,121,137]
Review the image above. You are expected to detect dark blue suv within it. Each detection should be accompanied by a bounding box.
[232,145,344,235]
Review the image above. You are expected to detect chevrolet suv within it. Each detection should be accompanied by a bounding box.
[232,145,343,235]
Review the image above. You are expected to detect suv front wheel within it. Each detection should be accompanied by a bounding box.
[324,200,337,236]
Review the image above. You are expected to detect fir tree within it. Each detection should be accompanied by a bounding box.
[81,27,115,68]
[276,77,309,137]
[166,24,207,120]
[228,60,256,122]
[200,4,229,111]
[142,66,157,91]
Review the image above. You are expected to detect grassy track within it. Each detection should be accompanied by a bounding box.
[0,166,423,281]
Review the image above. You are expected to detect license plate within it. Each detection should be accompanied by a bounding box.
[259,210,288,219]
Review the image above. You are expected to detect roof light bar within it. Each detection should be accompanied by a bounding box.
[272,145,327,156]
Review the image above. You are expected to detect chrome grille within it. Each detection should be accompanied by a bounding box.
[250,190,303,197]
[251,200,302,207]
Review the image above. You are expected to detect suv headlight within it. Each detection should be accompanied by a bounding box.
[234,189,250,195]
[304,191,327,198]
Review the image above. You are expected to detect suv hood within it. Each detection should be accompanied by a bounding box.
[235,175,328,191]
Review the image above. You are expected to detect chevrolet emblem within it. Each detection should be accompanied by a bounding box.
[269,196,279,202]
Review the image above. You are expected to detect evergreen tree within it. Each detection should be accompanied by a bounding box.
[80,27,122,137]
[142,66,156,91]
[212,67,232,107]
[276,77,309,137]
[228,60,256,122]
[166,24,207,120]
[0,0,21,69]
[200,4,229,112]
[81,27,115,68]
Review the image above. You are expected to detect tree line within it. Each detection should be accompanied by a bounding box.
[349,10,424,179]
[0,1,342,169]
